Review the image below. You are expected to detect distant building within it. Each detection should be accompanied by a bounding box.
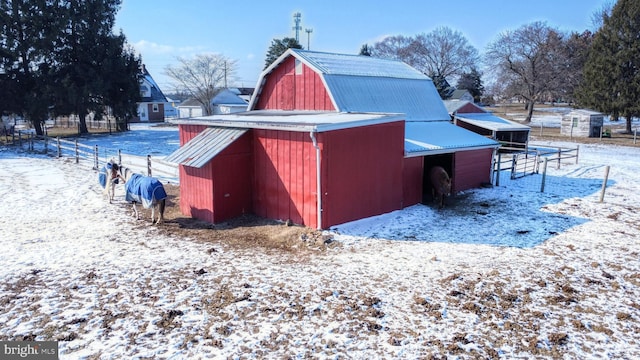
[176,88,254,118]
[134,65,170,122]
[561,109,604,138]
[449,89,474,102]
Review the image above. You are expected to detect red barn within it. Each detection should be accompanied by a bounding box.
[167,49,498,229]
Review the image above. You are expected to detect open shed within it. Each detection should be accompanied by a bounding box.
[561,109,604,138]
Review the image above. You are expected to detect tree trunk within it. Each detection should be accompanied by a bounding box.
[524,101,534,123]
[626,116,633,134]
[32,120,43,136]
[77,108,89,134]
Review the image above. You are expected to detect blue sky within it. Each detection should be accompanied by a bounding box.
[115,0,610,93]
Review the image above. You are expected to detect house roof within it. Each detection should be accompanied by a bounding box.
[443,100,487,115]
[169,110,405,133]
[212,88,251,106]
[164,127,248,168]
[450,89,472,100]
[140,65,168,103]
[564,109,603,117]
[249,49,451,122]
[405,121,500,156]
[455,113,531,132]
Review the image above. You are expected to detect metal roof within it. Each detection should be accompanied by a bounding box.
[291,49,426,79]
[164,127,248,168]
[169,111,404,132]
[455,113,531,132]
[250,49,450,122]
[324,75,451,121]
[405,121,500,157]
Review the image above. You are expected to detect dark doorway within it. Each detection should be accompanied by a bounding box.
[422,154,453,204]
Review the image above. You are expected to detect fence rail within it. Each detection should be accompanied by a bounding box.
[493,145,579,189]
[8,131,179,183]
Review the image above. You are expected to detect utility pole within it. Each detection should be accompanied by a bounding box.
[305,28,313,50]
[292,12,302,42]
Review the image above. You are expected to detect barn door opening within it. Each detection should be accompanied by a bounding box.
[421,154,453,204]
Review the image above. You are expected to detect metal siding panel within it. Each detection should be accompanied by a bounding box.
[180,163,214,223]
[166,127,248,168]
[453,149,494,192]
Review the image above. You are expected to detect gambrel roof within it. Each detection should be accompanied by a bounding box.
[249,49,451,122]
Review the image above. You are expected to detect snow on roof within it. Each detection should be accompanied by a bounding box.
[291,49,426,79]
[405,121,499,156]
[169,110,404,132]
[455,113,531,132]
[565,109,603,116]
[212,89,252,106]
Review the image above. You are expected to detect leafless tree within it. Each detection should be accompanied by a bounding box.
[410,27,479,81]
[484,21,565,122]
[164,54,237,116]
[370,35,414,63]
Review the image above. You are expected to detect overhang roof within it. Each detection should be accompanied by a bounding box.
[169,110,405,132]
[164,127,248,168]
[405,121,500,157]
[455,113,531,132]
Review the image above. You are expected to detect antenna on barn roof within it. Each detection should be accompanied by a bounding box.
[293,12,302,42]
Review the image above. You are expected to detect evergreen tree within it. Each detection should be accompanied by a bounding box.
[578,0,640,133]
[429,72,455,100]
[264,37,302,69]
[359,44,372,56]
[456,68,484,103]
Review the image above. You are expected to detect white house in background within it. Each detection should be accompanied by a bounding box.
[176,88,254,118]
[135,65,171,122]
[449,89,474,103]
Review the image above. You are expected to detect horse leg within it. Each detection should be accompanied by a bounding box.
[157,199,166,225]
[132,202,140,220]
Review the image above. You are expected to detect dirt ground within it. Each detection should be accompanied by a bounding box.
[130,184,335,255]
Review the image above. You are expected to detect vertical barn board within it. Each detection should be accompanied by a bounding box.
[210,131,253,223]
[179,124,207,145]
[322,122,404,228]
[403,156,424,207]
[453,148,494,192]
[179,163,214,223]
[253,129,318,228]
[255,56,335,112]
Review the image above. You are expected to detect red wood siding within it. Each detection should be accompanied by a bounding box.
[402,156,423,207]
[454,102,486,114]
[256,57,335,111]
[322,121,404,228]
[253,129,318,228]
[453,149,494,192]
[178,124,207,145]
[210,132,253,222]
[180,163,215,223]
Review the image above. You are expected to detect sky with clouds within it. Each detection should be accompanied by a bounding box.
[115,0,611,93]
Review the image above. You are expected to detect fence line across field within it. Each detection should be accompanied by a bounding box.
[12,131,179,184]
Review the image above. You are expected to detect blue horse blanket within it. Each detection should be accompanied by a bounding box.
[125,173,167,209]
[98,163,112,188]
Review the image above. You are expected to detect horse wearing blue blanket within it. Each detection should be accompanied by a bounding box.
[121,166,167,225]
[99,161,124,204]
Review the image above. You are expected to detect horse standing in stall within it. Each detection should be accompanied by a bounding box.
[120,166,167,225]
[429,166,451,209]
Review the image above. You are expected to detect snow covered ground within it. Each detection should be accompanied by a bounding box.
[1,126,640,359]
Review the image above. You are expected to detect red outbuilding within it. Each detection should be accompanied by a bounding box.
[167,49,499,229]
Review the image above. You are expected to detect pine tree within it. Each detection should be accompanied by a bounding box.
[578,0,640,133]
[456,68,484,103]
[264,37,302,69]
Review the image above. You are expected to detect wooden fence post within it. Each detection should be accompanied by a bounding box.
[75,139,79,164]
[510,156,517,180]
[147,155,152,177]
[599,166,610,203]
[495,152,501,186]
[94,144,98,169]
[557,147,562,169]
[118,149,122,166]
[57,137,61,158]
[540,157,548,193]
[575,145,579,164]
[43,135,48,155]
